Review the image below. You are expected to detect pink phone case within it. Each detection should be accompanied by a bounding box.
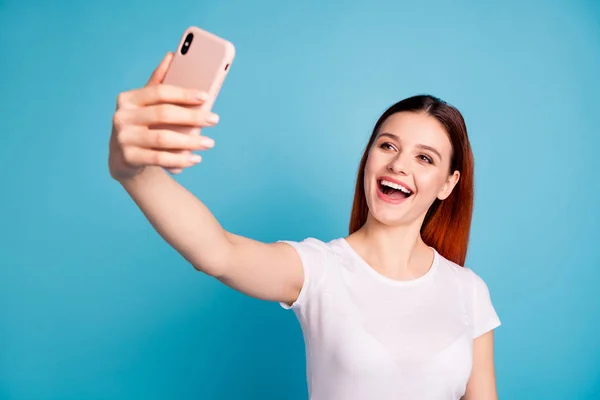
[162,26,235,135]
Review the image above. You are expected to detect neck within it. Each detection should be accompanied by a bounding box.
[347,213,433,281]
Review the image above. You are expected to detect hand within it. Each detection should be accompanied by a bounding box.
[108,52,219,182]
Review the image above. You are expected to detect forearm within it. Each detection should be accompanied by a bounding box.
[119,166,231,276]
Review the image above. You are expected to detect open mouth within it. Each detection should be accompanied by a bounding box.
[377,179,413,201]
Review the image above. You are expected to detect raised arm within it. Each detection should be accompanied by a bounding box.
[109,52,303,305]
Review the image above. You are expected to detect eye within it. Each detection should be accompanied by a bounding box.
[418,154,434,164]
[379,142,395,151]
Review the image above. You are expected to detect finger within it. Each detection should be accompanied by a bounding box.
[166,150,189,174]
[132,104,219,127]
[125,84,208,108]
[124,147,202,169]
[146,52,174,86]
[121,128,215,150]
[167,150,192,175]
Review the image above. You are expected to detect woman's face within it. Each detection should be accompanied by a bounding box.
[364,111,460,227]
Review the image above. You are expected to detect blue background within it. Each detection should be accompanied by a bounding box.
[1,0,599,399]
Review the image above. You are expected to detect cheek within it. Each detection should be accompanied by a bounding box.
[415,170,446,197]
[363,155,380,184]
[364,153,379,172]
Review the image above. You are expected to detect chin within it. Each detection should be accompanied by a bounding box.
[366,194,429,229]
[367,201,410,226]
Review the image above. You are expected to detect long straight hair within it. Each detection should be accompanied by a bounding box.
[349,95,475,266]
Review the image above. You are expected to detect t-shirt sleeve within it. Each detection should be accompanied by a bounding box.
[276,237,329,312]
[467,269,501,338]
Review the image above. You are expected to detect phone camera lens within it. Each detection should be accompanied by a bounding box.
[181,33,194,55]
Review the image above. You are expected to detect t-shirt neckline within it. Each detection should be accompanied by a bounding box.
[337,238,440,287]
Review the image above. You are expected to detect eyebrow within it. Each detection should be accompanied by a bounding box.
[377,132,443,161]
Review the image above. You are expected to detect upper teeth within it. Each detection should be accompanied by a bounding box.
[381,180,411,194]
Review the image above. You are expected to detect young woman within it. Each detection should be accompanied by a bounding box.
[109,52,501,400]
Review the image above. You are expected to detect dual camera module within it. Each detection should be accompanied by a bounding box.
[180,32,230,71]
[181,33,194,55]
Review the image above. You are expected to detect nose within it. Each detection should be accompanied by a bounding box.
[388,153,411,175]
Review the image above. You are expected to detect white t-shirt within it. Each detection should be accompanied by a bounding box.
[278,237,501,400]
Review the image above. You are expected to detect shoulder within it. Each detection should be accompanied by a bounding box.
[278,237,338,256]
[434,250,493,294]
[276,237,340,311]
[435,250,502,337]
[276,237,341,272]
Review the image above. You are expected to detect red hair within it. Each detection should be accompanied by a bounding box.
[349,95,475,266]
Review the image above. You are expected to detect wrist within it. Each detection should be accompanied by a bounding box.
[117,166,164,188]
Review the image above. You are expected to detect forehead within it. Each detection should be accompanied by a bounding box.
[377,112,452,152]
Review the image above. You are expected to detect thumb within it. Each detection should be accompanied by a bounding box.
[146,52,174,86]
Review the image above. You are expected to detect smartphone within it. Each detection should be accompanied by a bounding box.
[162,26,235,135]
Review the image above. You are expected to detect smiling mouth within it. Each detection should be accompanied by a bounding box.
[377,179,413,200]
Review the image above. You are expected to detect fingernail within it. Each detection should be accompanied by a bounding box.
[190,154,202,163]
[206,113,219,124]
[196,91,208,100]
[202,138,215,148]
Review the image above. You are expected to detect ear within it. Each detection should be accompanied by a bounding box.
[437,170,460,201]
